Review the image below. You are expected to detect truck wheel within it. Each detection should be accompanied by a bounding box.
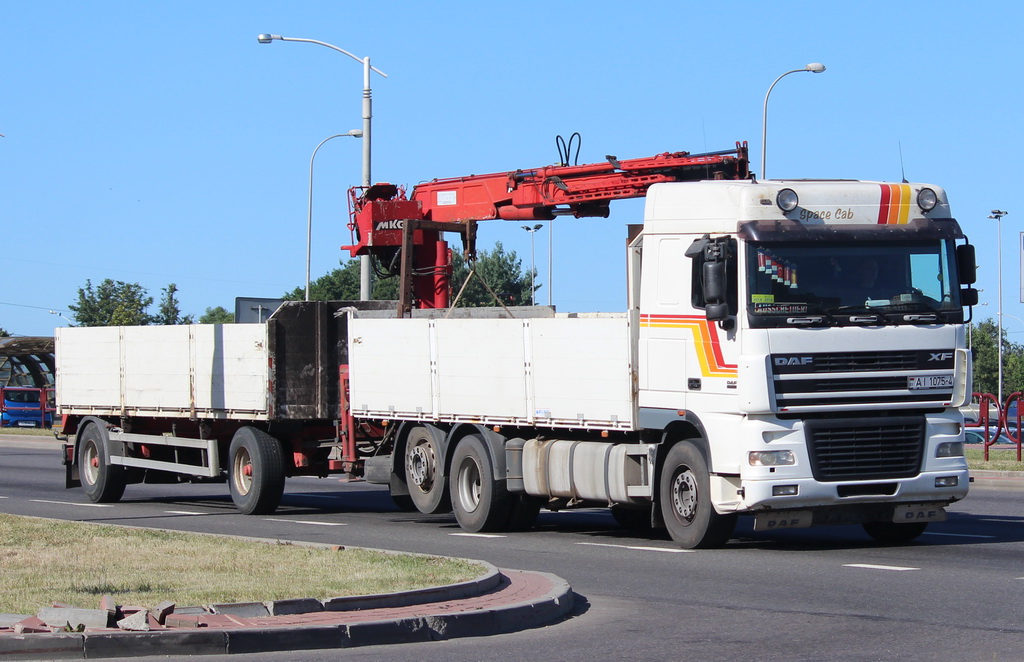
[404,426,450,514]
[450,434,511,532]
[228,427,285,515]
[659,441,736,549]
[862,521,928,543]
[78,423,126,503]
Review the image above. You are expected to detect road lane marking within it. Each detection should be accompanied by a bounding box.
[451,533,506,539]
[576,542,693,553]
[164,510,207,516]
[844,563,919,571]
[264,518,347,526]
[923,531,996,539]
[30,499,113,508]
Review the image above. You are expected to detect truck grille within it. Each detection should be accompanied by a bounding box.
[770,350,955,410]
[803,416,924,482]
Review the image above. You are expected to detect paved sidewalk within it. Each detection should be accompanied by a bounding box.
[0,565,574,659]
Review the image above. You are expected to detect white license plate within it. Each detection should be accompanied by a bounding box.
[15,421,36,428]
[907,374,953,390]
[892,504,947,523]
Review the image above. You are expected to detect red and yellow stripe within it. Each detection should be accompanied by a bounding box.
[639,314,737,378]
[877,183,913,225]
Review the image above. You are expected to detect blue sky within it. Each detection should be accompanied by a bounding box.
[2,1,1023,336]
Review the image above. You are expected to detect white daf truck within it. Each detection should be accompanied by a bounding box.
[57,159,976,548]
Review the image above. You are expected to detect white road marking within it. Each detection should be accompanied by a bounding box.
[844,563,919,571]
[0,496,8,499]
[923,531,996,539]
[450,532,507,539]
[30,499,113,508]
[576,542,693,553]
[264,518,347,527]
[164,510,207,516]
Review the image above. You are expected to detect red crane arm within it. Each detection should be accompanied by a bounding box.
[341,142,749,313]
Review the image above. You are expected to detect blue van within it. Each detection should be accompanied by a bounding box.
[1,388,52,428]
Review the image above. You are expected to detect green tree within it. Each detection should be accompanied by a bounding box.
[0,328,9,337]
[198,306,234,324]
[69,279,155,327]
[287,241,534,307]
[155,283,194,325]
[969,317,1024,398]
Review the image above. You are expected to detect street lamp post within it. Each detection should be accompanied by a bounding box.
[990,209,1009,405]
[258,33,387,300]
[760,63,826,180]
[48,310,73,325]
[522,224,543,306]
[306,131,363,301]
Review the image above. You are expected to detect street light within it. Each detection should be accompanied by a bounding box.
[48,310,73,325]
[760,62,826,180]
[258,33,387,301]
[305,130,363,301]
[990,209,1008,405]
[522,224,543,306]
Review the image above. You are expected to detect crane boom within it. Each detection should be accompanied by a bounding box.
[342,141,749,313]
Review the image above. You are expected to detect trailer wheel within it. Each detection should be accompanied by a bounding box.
[78,423,126,503]
[862,521,928,544]
[659,441,736,549]
[450,434,511,532]
[404,426,450,514]
[228,427,285,515]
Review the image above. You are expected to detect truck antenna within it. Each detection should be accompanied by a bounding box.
[899,141,908,183]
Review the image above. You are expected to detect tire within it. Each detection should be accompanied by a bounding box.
[659,441,736,549]
[611,504,653,530]
[505,494,543,531]
[862,521,928,544]
[77,423,126,503]
[449,434,511,532]
[404,426,450,514]
[228,427,286,515]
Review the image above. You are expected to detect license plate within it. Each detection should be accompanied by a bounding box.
[892,504,947,523]
[907,374,953,390]
[15,421,36,428]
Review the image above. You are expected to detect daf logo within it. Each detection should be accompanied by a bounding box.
[775,356,813,366]
[929,352,953,362]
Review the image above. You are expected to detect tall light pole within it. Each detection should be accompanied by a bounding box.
[258,34,387,300]
[990,209,1008,406]
[522,224,543,306]
[760,63,826,180]
[48,310,73,325]
[306,130,362,301]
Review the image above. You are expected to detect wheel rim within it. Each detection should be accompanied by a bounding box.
[82,440,99,485]
[407,442,435,492]
[232,446,252,496]
[456,456,482,514]
[671,468,698,524]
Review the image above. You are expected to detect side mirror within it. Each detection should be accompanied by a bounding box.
[703,261,728,305]
[956,244,977,285]
[961,288,979,307]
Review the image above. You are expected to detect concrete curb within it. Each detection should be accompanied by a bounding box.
[0,569,574,659]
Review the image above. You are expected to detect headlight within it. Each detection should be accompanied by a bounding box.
[936,441,964,458]
[776,188,799,212]
[749,450,796,466]
[917,188,938,212]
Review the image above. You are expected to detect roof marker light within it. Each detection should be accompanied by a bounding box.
[917,188,938,212]
[777,188,799,212]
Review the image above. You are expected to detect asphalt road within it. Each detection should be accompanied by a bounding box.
[2,437,1023,661]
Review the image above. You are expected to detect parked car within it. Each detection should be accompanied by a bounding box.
[964,425,1017,445]
[1,388,52,428]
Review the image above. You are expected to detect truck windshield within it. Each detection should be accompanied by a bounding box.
[745,239,963,326]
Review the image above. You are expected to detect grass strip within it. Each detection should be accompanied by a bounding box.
[967,447,1023,472]
[0,514,481,615]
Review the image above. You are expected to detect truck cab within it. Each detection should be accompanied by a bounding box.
[635,179,973,536]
